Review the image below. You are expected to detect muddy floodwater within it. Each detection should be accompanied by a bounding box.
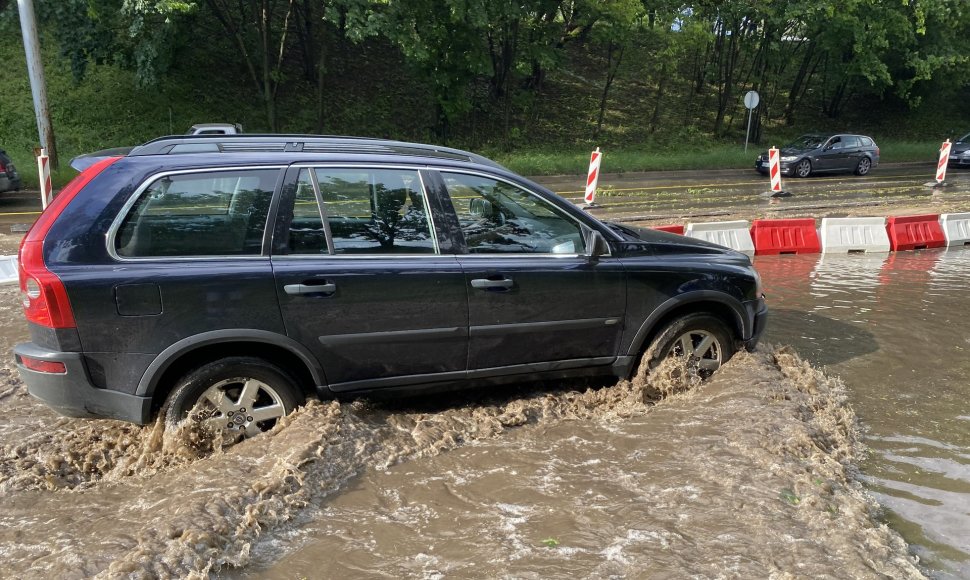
[0,244,967,577]
[758,248,970,578]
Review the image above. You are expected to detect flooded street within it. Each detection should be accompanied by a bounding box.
[537,164,970,225]
[0,183,968,577]
[0,301,922,577]
[757,248,970,578]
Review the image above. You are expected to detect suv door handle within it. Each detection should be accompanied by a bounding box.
[284,282,337,296]
[471,277,513,290]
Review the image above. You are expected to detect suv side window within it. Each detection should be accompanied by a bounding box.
[115,169,277,258]
[313,168,436,254]
[441,172,587,254]
[285,169,329,254]
[843,136,861,148]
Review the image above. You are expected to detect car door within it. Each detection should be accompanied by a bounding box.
[271,166,468,391]
[840,136,863,170]
[431,170,627,373]
[815,136,845,171]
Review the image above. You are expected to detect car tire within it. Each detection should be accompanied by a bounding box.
[162,356,304,439]
[795,159,812,178]
[855,157,872,176]
[642,313,736,379]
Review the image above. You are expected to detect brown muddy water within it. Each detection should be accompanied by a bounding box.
[757,248,970,579]
[0,247,966,578]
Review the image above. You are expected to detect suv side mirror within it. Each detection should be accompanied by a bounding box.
[586,230,610,261]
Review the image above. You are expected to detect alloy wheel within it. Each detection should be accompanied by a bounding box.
[668,329,723,377]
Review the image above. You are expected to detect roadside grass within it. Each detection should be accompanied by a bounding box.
[491,139,941,176]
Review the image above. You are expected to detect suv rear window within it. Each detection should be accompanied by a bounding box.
[114,168,278,258]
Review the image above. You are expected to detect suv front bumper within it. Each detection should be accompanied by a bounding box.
[14,342,152,424]
[743,295,768,350]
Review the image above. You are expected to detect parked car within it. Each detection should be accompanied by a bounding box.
[948,132,970,167]
[756,133,880,178]
[0,148,23,193]
[14,135,767,440]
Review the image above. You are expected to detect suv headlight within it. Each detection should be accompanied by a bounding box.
[780,156,798,162]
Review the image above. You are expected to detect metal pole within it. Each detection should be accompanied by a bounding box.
[744,108,753,153]
[17,0,59,170]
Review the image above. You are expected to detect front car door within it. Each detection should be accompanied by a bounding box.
[431,170,627,374]
[271,166,468,391]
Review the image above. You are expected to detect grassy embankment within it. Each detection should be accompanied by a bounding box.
[491,140,940,176]
[0,33,953,188]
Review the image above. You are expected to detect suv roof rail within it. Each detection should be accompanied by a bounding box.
[127,134,504,168]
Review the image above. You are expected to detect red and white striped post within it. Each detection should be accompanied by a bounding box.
[36,148,52,210]
[936,139,952,185]
[768,146,783,194]
[584,147,602,207]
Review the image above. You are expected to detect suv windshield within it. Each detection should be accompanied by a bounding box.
[785,135,825,149]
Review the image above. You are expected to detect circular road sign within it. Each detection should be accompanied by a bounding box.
[743,90,760,109]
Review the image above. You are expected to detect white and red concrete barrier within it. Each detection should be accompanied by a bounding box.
[940,213,970,246]
[750,218,820,255]
[651,213,969,255]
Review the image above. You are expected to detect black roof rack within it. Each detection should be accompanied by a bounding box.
[126,134,503,168]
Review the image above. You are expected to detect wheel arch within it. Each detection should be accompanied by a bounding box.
[624,292,748,377]
[136,329,327,409]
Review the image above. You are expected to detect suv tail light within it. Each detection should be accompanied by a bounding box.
[18,156,121,328]
[0,162,6,174]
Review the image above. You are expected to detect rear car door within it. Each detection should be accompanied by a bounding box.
[270,166,468,391]
[841,136,863,169]
[432,170,626,373]
[69,167,285,390]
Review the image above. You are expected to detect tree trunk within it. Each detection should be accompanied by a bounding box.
[784,42,816,125]
[650,62,668,133]
[260,0,276,131]
[596,41,624,139]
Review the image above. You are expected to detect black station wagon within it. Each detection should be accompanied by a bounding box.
[756,133,880,178]
[15,135,767,439]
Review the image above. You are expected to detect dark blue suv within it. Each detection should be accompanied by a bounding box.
[14,135,766,439]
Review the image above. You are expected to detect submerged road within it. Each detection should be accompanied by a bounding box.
[531,162,970,224]
[0,162,968,576]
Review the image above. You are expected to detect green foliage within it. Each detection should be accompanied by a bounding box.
[0,0,966,184]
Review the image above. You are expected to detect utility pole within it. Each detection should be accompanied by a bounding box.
[18,0,58,169]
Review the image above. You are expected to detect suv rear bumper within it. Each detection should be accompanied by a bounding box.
[13,342,152,424]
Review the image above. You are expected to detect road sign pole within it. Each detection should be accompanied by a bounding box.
[745,108,753,153]
[742,91,760,154]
